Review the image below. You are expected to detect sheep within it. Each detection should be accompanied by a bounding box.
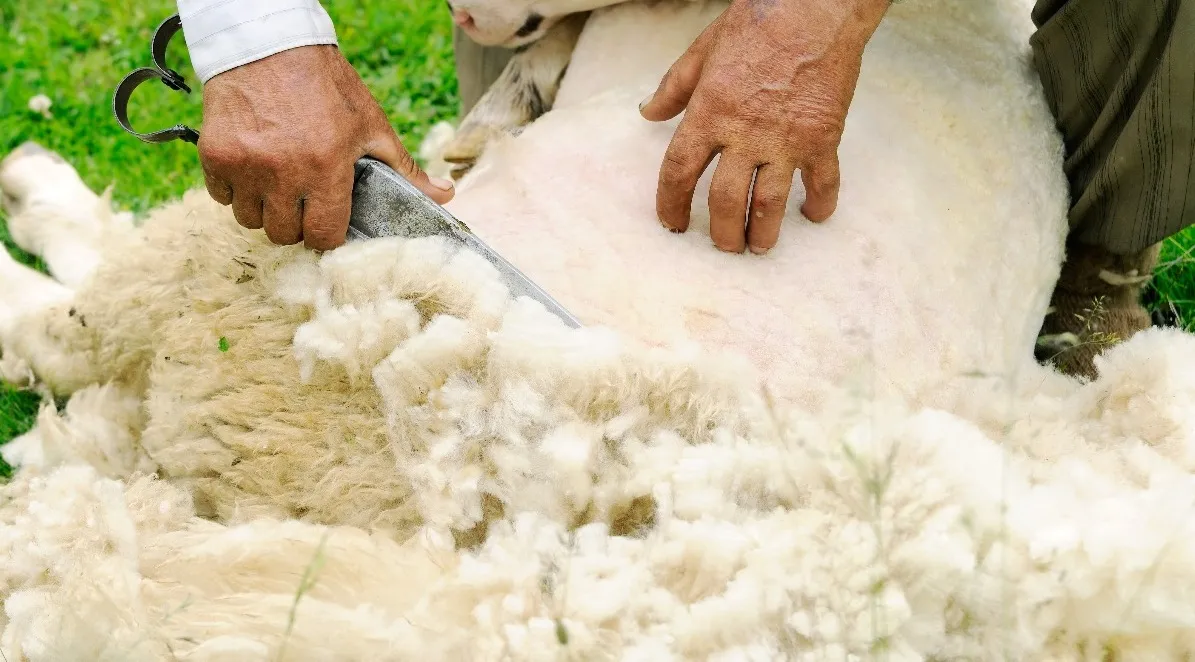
[438,0,1081,411]
[4,0,1195,658]
[438,0,698,174]
[438,0,657,174]
[441,11,592,176]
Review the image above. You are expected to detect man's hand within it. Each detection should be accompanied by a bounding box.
[639,0,889,254]
[198,45,456,251]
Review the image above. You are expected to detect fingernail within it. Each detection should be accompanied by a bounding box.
[639,92,653,112]
[749,245,769,255]
[429,176,455,191]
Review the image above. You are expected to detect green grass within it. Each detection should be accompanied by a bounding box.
[1147,226,1195,327]
[0,0,461,477]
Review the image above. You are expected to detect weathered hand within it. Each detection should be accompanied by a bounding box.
[639,0,890,254]
[198,45,455,251]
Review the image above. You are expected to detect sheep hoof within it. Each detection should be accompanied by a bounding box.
[450,163,474,181]
[441,124,514,166]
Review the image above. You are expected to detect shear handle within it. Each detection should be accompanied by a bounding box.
[112,14,200,145]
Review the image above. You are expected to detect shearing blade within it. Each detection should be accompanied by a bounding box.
[346,157,583,329]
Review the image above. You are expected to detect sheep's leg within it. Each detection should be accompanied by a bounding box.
[0,244,73,340]
[0,249,116,397]
[0,144,78,336]
[0,142,133,288]
[0,144,119,395]
[441,13,589,178]
[0,242,97,399]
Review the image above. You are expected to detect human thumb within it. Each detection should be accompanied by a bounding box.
[638,24,716,122]
[367,129,456,205]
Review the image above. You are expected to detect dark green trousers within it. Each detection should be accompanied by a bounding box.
[454,1,1195,254]
[1032,0,1194,255]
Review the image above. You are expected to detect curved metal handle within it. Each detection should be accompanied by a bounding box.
[112,14,201,145]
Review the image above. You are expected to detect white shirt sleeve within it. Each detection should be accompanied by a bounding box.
[176,0,339,84]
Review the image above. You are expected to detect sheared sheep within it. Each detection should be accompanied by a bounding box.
[3,0,1195,659]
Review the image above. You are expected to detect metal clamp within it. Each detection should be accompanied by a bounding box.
[112,14,201,145]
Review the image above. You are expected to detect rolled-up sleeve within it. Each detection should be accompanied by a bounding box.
[177,0,339,84]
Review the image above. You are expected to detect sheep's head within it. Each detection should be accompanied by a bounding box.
[446,0,568,47]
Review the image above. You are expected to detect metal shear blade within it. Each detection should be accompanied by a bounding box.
[347,158,583,328]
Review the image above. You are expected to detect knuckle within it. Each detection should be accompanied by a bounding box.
[659,172,694,195]
[253,149,290,174]
[805,123,843,154]
[661,148,689,168]
[807,167,841,194]
[392,148,420,175]
[656,63,695,100]
[753,191,787,217]
[659,153,700,190]
[205,133,332,177]
[707,186,739,214]
[663,63,687,91]
[198,140,238,172]
[309,149,340,172]
[202,137,270,175]
[298,141,352,176]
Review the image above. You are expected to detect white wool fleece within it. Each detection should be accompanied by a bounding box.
[5,192,1195,659]
[4,0,1195,658]
[6,320,1195,659]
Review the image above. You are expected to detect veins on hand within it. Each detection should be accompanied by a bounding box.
[746,0,779,24]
